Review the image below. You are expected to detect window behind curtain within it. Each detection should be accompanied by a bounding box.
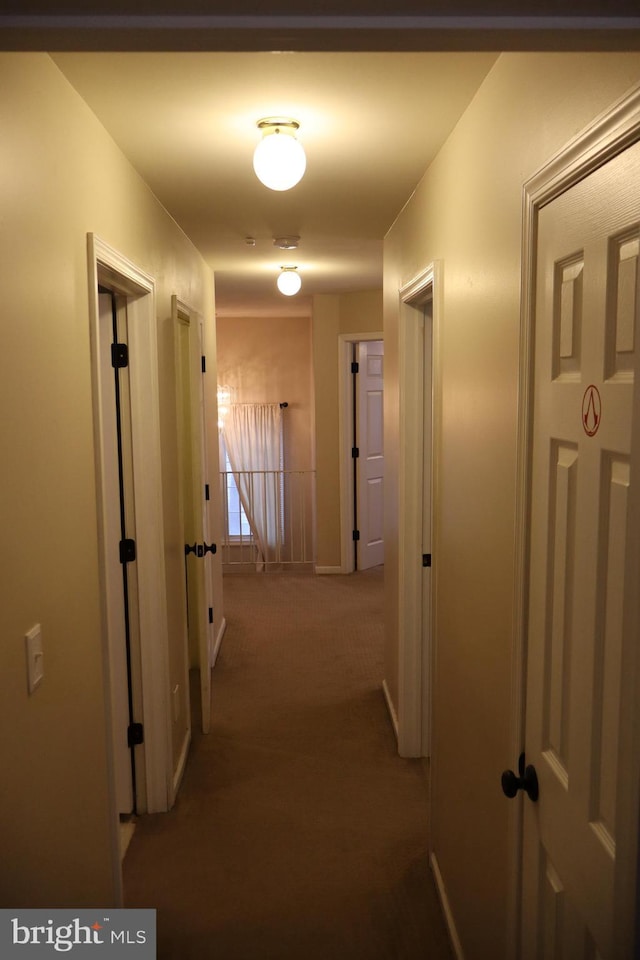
[219,404,284,554]
[221,441,251,540]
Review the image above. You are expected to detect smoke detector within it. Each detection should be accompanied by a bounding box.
[273,236,300,251]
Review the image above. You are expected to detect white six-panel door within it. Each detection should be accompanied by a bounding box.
[522,138,640,959]
[356,340,385,570]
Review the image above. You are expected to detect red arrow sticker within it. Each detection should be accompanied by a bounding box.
[582,384,601,437]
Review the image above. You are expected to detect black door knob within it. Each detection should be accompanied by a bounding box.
[185,541,217,558]
[501,752,539,803]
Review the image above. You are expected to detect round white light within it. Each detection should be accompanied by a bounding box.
[253,125,306,192]
[277,269,302,296]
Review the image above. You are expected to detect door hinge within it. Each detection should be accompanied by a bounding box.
[208,607,214,624]
[201,355,206,373]
[353,530,360,541]
[111,342,129,369]
[205,483,210,501]
[119,538,136,564]
[351,361,359,374]
[422,553,432,567]
[127,722,144,747]
[352,446,359,458]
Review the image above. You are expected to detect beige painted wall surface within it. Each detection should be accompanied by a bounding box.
[384,52,640,959]
[312,290,383,568]
[0,53,219,906]
[217,315,314,472]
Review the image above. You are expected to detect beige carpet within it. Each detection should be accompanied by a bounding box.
[123,568,453,959]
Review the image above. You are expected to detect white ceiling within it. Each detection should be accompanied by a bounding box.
[52,51,497,316]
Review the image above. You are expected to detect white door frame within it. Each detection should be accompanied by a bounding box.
[510,85,640,960]
[397,261,442,759]
[88,234,173,825]
[338,331,384,574]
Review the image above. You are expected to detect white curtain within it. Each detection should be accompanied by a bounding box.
[222,403,282,566]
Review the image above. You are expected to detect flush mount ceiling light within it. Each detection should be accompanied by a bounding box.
[253,118,306,192]
[277,266,302,297]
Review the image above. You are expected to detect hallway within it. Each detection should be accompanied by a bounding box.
[123,569,452,959]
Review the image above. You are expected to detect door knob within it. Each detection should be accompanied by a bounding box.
[185,542,217,558]
[501,752,539,803]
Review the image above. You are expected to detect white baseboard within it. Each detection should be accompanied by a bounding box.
[430,851,465,960]
[315,565,345,575]
[211,616,227,668]
[172,728,191,802]
[382,679,399,740]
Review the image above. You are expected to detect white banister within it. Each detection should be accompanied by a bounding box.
[219,469,316,569]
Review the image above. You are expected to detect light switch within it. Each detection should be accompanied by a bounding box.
[25,624,44,694]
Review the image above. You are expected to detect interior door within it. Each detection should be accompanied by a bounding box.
[521,140,640,958]
[356,340,384,570]
[421,300,433,755]
[99,291,140,816]
[174,299,212,735]
[195,317,215,733]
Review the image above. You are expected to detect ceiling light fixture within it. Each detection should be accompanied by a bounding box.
[253,118,306,192]
[277,266,302,297]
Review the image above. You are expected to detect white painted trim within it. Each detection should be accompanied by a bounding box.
[396,263,442,760]
[172,728,191,798]
[511,84,640,960]
[382,679,399,740]
[211,616,227,668]
[337,331,384,574]
[88,234,172,818]
[430,852,465,960]
[314,565,345,575]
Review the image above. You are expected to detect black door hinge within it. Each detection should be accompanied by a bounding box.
[201,355,206,373]
[128,722,144,747]
[422,554,432,567]
[119,538,136,564]
[205,483,210,501]
[111,343,129,369]
[208,607,214,624]
[351,361,359,374]
[352,447,359,458]
[353,530,360,541]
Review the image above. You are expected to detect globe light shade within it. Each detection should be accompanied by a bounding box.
[277,269,302,297]
[253,122,306,192]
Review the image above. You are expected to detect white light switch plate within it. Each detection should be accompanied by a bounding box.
[25,624,44,694]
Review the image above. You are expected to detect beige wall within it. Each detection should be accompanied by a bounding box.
[312,289,383,568]
[216,315,314,472]
[0,53,221,906]
[384,52,640,958]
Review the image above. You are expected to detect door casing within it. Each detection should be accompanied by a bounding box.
[511,83,640,960]
[88,234,173,901]
[396,261,442,761]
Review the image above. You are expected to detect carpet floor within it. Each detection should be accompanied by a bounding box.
[123,568,453,959]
